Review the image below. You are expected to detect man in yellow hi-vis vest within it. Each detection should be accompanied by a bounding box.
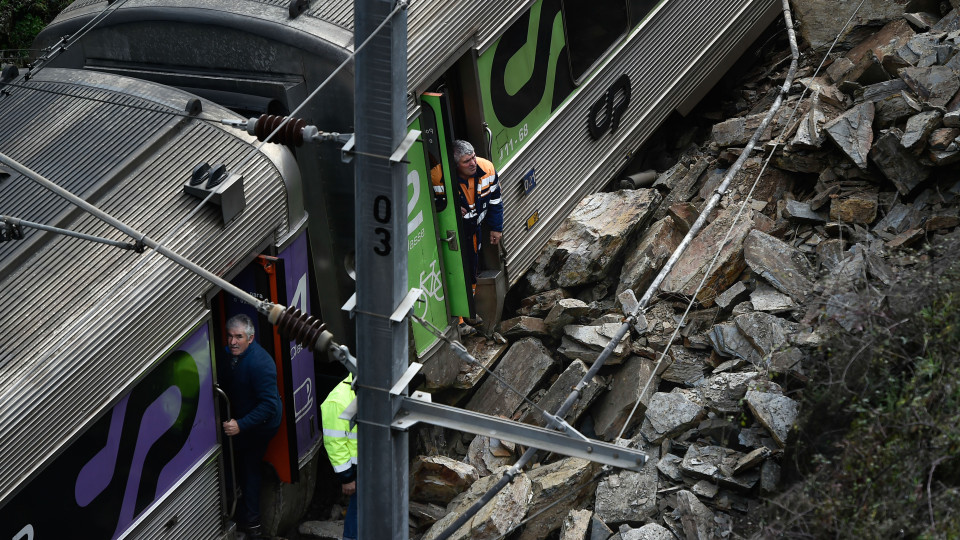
[321,374,358,540]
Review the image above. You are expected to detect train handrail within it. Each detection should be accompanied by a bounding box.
[213,384,239,522]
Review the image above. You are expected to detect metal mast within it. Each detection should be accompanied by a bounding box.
[353,0,410,537]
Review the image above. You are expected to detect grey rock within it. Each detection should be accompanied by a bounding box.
[518,288,569,317]
[869,128,931,195]
[745,388,800,447]
[791,0,914,49]
[595,448,660,525]
[900,65,960,108]
[621,523,673,540]
[558,336,625,365]
[743,229,816,303]
[564,324,630,357]
[783,199,826,223]
[750,282,797,313]
[824,102,875,169]
[410,455,481,505]
[455,338,509,390]
[734,312,792,359]
[660,345,708,386]
[675,489,717,540]
[657,453,684,482]
[639,391,706,444]
[518,458,601,540]
[592,356,658,440]
[698,371,761,414]
[618,217,685,297]
[708,322,762,366]
[422,469,532,540]
[680,444,760,491]
[760,460,782,496]
[545,298,591,337]
[299,521,343,539]
[466,337,557,418]
[559,509,593,540]
[519,359,605,428]
[527,189,661,290]
[465,434,515,477]
[500,316,550,340]
[733,447,772,475]
[902,110,942,153]
[715,281,751,311]
[661,206,761,307]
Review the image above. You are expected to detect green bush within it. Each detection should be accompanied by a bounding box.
[756,233,960,539]
[1,0,74,64]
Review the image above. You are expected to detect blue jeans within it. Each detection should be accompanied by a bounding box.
[343,492,357,540]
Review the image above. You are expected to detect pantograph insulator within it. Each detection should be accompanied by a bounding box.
[253,114,307,146]
[273,305,330,353]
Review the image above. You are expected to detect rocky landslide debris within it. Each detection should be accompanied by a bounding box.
[302,2,960,539]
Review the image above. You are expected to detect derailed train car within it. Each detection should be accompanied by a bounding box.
[0,0,779,537]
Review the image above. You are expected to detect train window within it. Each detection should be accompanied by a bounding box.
[561,0,629,83]
[628,0,658,27]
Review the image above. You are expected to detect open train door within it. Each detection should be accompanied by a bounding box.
[214,231,322,533]
[421,92,506,335]
[419,92,473,320]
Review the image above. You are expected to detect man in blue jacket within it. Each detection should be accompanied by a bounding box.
[221,314,282,539]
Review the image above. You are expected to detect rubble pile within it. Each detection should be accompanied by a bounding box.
[302,1,960,538]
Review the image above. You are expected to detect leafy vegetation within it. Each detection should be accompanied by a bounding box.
[1,0,73,64]
[756,233,960,538]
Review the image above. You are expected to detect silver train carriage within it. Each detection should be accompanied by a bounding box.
[32,0,780,354]
[0,69,320,539]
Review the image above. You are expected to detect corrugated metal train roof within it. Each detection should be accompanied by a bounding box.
[0,68,292,505]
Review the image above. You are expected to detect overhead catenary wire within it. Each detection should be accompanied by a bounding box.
[431,1,803,537]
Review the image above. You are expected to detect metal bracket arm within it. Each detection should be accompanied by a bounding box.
[393,392,648,471]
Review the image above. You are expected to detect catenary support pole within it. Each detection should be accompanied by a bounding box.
[353,1,409,538]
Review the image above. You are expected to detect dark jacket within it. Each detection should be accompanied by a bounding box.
[224,341,283,432]
[458,156,503,238]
